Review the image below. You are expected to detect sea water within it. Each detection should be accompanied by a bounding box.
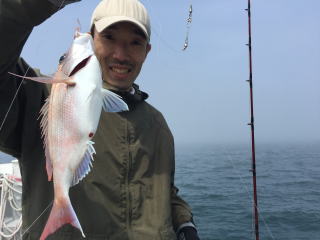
[175,142,320,240]
[1,142,319,240]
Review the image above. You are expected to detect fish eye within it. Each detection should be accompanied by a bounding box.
[59,54,67,64]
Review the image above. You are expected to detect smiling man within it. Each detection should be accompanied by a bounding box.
[0,0,200,239]
[91,0,151,93]
[93,22,151,91]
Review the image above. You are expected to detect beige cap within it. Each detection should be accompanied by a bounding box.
[91,0,151,41]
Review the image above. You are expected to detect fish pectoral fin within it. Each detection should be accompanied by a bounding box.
[72,141,96,186]
[8,72,69,84]
[101,89,129,112]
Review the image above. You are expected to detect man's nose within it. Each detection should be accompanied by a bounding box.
[112,43,129,61]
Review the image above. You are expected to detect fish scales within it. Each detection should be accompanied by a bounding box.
[8,31,129,240]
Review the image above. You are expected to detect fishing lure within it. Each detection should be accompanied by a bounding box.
[183,4,193,51]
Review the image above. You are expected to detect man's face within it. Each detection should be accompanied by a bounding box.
[93,22,151,91]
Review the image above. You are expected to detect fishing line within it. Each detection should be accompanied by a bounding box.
[0,0,70,237]
[225,150,276,240]
[152,28,181,54]
[20,200,53,237]
[222,1,278,238]
[0,0,67,134]
[225,152,256,240]
[140,0,180,54]
[138,0,194,75]
[0,72,27,133]
[141,0,193,53]
[0,0,181,238]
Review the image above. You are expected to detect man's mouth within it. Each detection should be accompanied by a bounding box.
[109,66,132,74]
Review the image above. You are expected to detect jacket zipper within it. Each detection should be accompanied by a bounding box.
[126,120,132,238]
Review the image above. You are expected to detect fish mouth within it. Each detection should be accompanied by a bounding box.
[69,56,92,77]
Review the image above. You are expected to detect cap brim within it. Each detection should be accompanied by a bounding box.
[94,16,149,40]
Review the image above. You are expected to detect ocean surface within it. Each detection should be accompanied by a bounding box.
[1,142,319,240]
[175,142,320,240]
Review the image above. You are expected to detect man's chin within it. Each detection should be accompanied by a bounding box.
[102,80,132,92]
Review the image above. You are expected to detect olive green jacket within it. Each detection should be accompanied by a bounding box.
[0,0,193,239]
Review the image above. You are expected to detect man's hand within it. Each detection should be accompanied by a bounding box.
[178,226,200,240]
[48,0,80,8]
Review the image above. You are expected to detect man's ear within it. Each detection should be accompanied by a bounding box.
[90,24,96,38]
[146,44,152,55]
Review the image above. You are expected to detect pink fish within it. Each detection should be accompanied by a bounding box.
[10,31,128,239]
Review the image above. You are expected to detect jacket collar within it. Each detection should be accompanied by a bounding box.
[109,83,149,104]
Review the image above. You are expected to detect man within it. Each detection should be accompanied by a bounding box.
[0,0,200,239]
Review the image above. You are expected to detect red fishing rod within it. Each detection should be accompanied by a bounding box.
[245,0,260,240]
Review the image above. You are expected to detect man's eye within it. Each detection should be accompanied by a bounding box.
[59,54,67,64]
[103,34,114,40]
[132,40,143,46]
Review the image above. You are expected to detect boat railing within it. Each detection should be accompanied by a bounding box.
[0,160,22,240]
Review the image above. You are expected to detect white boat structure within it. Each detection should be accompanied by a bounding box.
[0,160,22,239]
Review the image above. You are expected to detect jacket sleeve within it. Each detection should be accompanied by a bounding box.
[0,0,63,157]
[171,178,194,232]
[167,135,194,231]
[158,112,194,231]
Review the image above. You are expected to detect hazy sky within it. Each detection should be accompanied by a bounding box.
[16,0,320,145]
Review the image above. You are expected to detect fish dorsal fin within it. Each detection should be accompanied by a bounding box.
[101,89,129,112]
[71,141,96,186]
[39,97,53,181]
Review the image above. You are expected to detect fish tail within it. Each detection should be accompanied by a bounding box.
[40,198,85,240]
